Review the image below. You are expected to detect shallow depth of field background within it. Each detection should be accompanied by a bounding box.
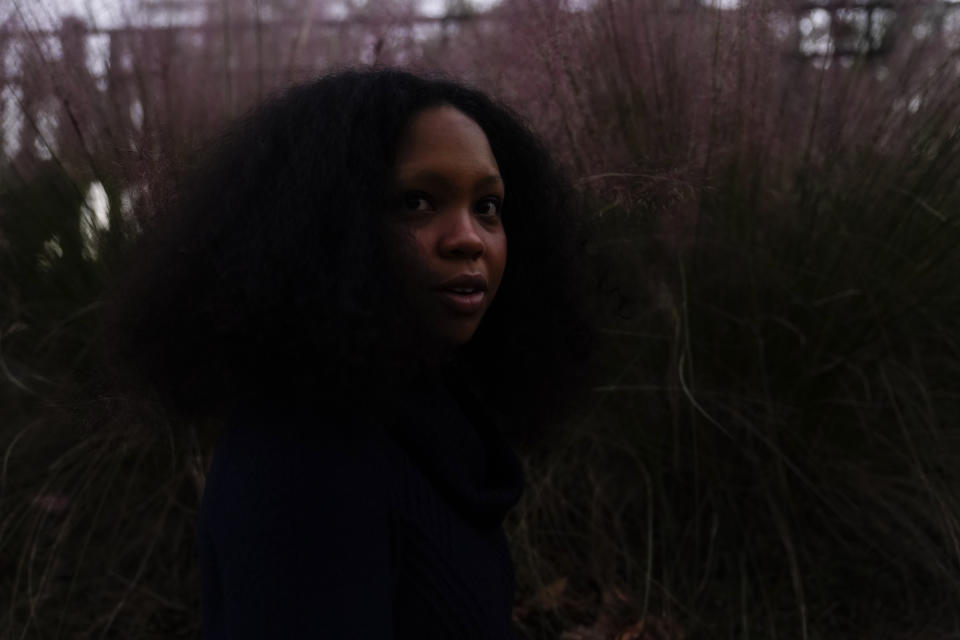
[2,0,960,638]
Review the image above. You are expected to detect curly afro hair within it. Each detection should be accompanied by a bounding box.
[103,67,594,445]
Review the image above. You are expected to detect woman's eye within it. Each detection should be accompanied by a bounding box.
[401,193,431,212]
[476,197,502,217]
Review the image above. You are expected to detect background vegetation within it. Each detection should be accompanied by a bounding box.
[2,0,959,637]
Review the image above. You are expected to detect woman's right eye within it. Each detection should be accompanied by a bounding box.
[401,193,431,212]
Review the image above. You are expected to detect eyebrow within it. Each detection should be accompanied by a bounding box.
[394,169,504,191]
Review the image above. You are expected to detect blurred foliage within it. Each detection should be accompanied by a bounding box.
[0,165,100,410]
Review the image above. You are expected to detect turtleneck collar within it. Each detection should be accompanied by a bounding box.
[386,372,525,529]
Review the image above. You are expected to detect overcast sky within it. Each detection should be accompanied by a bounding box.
[3,0,513,30]
[4,0,132,29]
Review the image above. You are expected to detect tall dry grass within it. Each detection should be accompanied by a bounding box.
[439,2,960,637]
[2,0,959,638]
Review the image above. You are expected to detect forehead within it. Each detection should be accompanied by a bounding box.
[394,106,500,179]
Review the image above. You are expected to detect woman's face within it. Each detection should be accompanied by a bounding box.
[388,105,507,354]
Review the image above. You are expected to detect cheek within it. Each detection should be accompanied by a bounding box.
[491,233,507,282]
[395,231,433,282]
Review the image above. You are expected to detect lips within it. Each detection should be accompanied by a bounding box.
[436,274,488,314]
[437,273,488,293]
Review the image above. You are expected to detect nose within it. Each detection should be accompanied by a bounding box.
[438,206,484,260]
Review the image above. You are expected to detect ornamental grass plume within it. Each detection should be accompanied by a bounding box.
[436,1,960,637]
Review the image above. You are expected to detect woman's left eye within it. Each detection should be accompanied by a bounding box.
[475,197,502,217]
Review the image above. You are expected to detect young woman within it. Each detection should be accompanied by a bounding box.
[108,68,592,638]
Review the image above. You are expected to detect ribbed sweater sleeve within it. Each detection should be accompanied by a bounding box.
[198,415,394,639]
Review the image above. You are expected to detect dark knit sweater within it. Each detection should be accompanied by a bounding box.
[196,376,526,638]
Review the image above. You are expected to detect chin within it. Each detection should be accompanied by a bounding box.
[444,333,477,349]
[439,325,480,350]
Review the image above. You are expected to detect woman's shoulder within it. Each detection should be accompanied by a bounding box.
[200,403,396,529]
[196,403,398,635]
